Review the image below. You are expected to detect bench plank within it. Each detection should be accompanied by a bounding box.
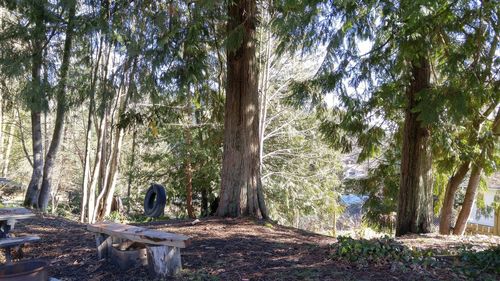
[0,208,35,221]
[87,222,189,248]
[0,236,40,248]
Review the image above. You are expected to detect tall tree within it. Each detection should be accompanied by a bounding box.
[437,0,499,234]
[24,1,48,208]
[38,0,77,211]
[396,57,433,235]
[217,0,267,218]
[272,0,498,235]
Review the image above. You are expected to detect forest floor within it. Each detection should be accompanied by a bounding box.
[3,214,500,281]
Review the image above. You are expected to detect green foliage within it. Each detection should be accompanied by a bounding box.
[344,142,400,232]
[332,237,500,279]
[458,246,500,279]
[331,236,435,269]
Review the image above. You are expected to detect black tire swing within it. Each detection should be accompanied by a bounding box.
[143,184,167,217]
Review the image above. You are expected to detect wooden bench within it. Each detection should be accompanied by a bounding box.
[87,222,190,277]
[0,236,40,263]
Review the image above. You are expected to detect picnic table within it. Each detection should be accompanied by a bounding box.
[0,208,40,263]
[87,222,190,277]
[0,208,36,238]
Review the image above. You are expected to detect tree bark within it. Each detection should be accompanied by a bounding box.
[438,161,469,234]
[24,5,46,208]
[216,0,268,219]
[88,113,106,223]
[184,89,195,219]
[81,35,103,222]
[396,57,433,236]
[38,3,76,211]
[2,112,16,177]
[88,38,113,223]
[0,92,4,173]
[101,58,137,219]
[126,128,137,213]
[453,165,482,235]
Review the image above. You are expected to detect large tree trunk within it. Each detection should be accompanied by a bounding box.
[38,3,76,211]
[396,57,433,236]
[216,0,267,219]
[438,162,470,234]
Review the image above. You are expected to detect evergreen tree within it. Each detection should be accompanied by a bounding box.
[217,0,267,218]
[274,0,498,235]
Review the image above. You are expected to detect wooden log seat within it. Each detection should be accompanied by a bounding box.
[87,222,189,277]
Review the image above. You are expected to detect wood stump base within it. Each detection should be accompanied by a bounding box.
[146,245,182,277]
[95,234,182,277]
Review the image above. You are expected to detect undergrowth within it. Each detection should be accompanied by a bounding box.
[331,236,500,279]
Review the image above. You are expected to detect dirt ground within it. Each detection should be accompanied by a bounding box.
[3,214,500,281]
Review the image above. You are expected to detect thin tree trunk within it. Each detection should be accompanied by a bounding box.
[16,108,33,167]
[2,112,16,177]
[184,123,195,219]
[102,58,136,219]
[438,161,470,234]
[217,0,267,219]
[81,35,104,222]
[396,57,433,236]
[88,37,113,223]
[438,104,496,234]
[24,114,43,208]
[184,88,195,219]
[39,3,76,211]
[102,128,124,218]
[453,110,500,235]
[81,99,94,222]
[88,113,106,223]
[24,6,46,207]
[126,128,137,213]
[453,165,482,235]
[0,92,4,173]
[51,125,67,214]
[258,7,272,173]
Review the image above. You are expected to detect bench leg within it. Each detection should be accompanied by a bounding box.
[4,247,12,264]
[146,245,182,277]
[95,234,112,260]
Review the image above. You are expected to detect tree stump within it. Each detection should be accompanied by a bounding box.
[146,245,182,277]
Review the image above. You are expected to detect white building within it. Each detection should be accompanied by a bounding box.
[468,173,500,227]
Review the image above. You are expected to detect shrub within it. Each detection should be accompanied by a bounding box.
[330,236,435,268]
